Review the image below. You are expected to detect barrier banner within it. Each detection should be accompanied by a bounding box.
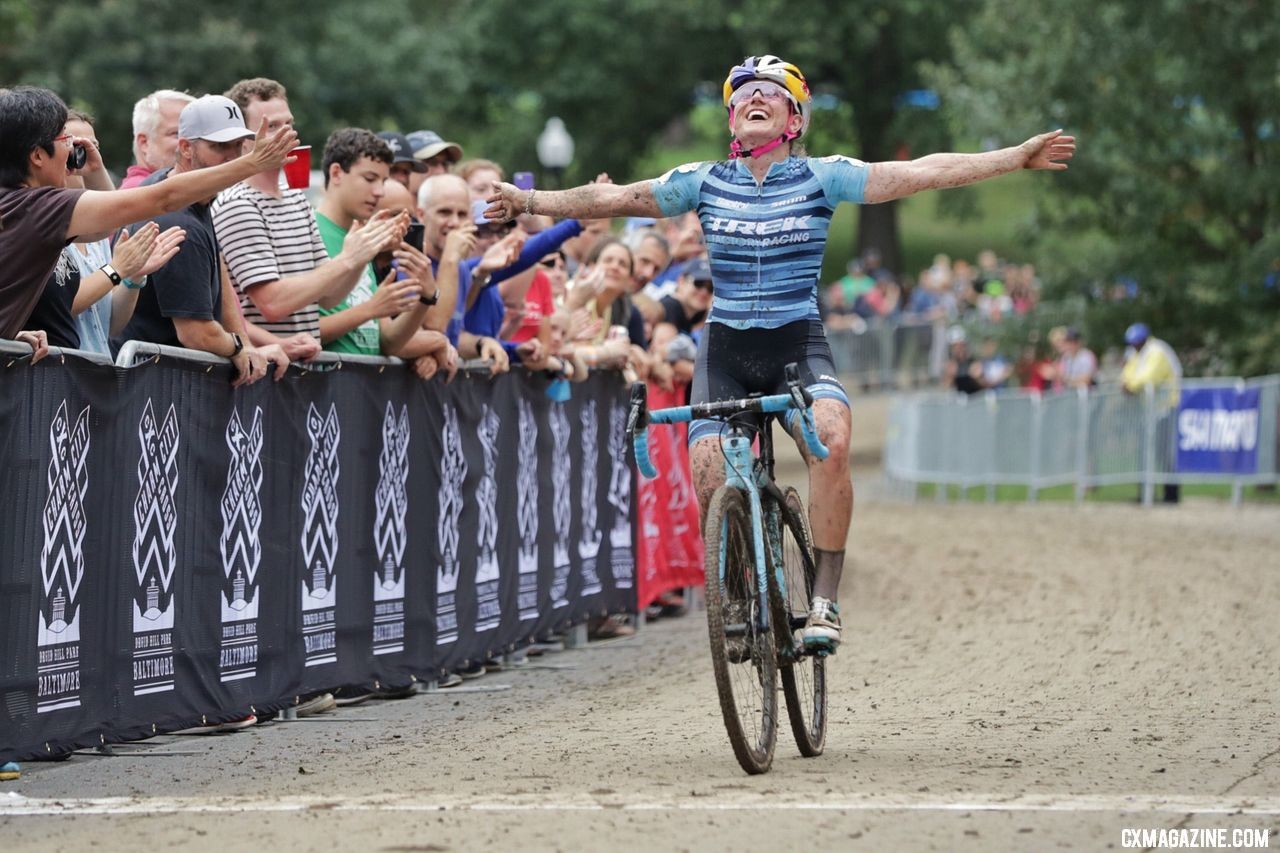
[0,353,631,762]
[1176,386,1261,474]
[635,383,704,611]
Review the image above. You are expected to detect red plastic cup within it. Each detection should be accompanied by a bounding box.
[283,145,311,189]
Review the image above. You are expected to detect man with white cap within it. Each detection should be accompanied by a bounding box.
[116,94,287,387]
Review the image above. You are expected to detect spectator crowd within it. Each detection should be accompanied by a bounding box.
[0,80,717,734]
[821,247,1043,332]
[0,82,713,398]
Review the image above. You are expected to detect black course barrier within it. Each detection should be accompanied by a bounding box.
[0,343,635,762]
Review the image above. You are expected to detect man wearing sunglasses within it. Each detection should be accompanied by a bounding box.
[485,54,1076,652]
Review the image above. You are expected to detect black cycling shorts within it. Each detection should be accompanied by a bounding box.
[688,320,848,445]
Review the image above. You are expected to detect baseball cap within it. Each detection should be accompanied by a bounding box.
[946,325,967,345]
[178,95,256,143]
[377,132,427,173]
[685,257,713,283]
[406,130,463,164]
[1124,322,1150,346]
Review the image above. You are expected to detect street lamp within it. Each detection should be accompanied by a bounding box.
[536,117,574,189]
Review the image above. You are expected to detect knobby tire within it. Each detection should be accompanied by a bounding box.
[703,485,778,775]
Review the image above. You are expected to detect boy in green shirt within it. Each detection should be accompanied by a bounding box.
[314,128,434,355]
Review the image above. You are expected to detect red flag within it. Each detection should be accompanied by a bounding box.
[636,382,704,610]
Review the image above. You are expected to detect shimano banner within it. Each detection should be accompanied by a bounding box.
[0,353,632,762]
[1176,386,1262,474]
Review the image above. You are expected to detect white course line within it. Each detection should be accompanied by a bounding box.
[3,791,1279,817]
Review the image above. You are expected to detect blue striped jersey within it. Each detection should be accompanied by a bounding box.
[649,155,869,330]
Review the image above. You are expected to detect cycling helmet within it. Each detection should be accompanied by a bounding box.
[722,54,812,137]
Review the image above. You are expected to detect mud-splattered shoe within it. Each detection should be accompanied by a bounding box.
[800,596,841,653]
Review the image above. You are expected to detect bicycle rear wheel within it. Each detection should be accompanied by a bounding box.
[771,485,827,757]
[703,485,778,775]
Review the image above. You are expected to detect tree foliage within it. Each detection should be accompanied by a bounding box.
[2,0,976,275]
[929,0,1280,373]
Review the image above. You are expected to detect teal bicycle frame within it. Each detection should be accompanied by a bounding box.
[628,366,828,658]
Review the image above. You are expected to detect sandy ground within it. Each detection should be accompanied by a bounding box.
[3,396,1279,852]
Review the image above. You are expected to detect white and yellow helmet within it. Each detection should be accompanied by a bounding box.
[722,54,813,136]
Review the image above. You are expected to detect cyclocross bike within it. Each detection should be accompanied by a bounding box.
[627,363,830,775]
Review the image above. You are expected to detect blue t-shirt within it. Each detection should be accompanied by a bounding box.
[455,218,585,358]
[649,155,869,330]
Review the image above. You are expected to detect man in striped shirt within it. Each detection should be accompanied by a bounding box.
[213,78,403,360]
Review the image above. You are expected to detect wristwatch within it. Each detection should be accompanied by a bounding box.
[99,263,122,285]
[419,287,440,306]
[228,332,244,359]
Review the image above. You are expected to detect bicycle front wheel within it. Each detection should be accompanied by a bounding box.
[772,485,827,757]
[703,485,778,775]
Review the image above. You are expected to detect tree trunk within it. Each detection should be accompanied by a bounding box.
[857,200,901,275]
[850,22,905,276]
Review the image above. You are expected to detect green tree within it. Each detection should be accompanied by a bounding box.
[930,0,1280,374]
[4,0,977,280]
[0,0,460,175]
[446,0,977,272]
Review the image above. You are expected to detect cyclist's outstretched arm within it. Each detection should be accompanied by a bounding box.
[862,130,1075,204]
[485,179,663,222]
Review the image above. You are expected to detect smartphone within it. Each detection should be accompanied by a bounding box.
[405,221,425,252]
[513,171,535,191]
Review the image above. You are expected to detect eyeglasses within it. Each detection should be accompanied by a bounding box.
[692,279,714,292]
[728,80,793,110]
[51,133,73,146]
[539,257,564,269]
[476,223,514,238]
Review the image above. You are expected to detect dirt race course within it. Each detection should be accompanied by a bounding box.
[3,400,1279,852]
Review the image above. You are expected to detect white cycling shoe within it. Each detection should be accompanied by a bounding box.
[800,596,841,653]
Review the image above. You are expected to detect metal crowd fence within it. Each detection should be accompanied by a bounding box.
[824,299,1088,390]
[884,376,1280,506]
[826,318,943,389]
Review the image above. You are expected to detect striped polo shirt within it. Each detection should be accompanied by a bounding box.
[212,183,329,339]
[649,155,869,330]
